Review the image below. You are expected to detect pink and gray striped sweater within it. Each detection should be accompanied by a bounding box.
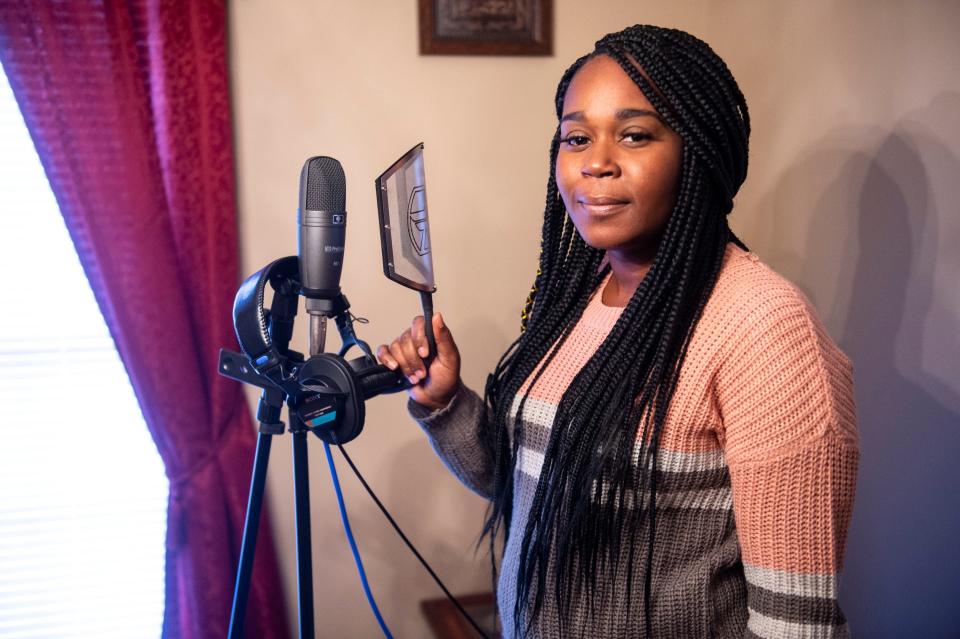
[409,243,859,638]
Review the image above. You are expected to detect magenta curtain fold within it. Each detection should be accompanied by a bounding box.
[0,2,290,637]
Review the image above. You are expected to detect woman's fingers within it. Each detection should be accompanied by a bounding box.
[412,315,429,358]
[376,335,417,382]
[394,328,426,383]
[377,313,460,402]
[400,330,427,384]
[411,313,457,363]
[375,344,398,371]
[433,312,458,362]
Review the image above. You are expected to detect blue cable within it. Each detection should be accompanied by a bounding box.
[322,441,394,639]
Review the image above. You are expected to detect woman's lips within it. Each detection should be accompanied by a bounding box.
[578,196,629,215]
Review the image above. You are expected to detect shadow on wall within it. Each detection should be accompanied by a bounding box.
[752,93,960,637]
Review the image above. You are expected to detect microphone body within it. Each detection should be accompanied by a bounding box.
[298,156,347,314]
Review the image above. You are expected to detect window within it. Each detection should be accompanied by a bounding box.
[0,62,168,637]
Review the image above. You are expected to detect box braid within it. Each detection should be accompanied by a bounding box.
[479,25,751,638]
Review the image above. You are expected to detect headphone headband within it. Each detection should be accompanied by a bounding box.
[233,255,300,379]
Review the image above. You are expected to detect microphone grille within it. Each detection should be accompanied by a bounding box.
[300,156,345,211]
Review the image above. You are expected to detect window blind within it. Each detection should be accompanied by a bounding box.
[0,61,167,638]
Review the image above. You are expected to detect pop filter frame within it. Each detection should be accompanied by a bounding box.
[375,142,437,293]
[375,142,439,367]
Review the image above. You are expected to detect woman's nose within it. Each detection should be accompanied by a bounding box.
[581,142,621,178]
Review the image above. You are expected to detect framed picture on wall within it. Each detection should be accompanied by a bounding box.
[418,0,553,56]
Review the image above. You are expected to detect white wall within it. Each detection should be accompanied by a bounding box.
[229,1,960,636]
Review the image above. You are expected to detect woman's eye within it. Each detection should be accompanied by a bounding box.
[623,132,653,144]
[561,135,589,147]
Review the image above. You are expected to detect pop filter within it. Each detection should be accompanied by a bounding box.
[375,142,438,364]
[375,142,436,293]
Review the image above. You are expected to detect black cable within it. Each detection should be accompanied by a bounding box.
[335,444,492,639]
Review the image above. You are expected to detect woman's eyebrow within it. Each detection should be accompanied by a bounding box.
[560,108,663,123]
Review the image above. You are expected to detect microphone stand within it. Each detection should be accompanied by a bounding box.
[222,265,431,638]
[223,272,307,638]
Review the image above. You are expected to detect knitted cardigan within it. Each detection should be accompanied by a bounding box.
[408,243,859,639]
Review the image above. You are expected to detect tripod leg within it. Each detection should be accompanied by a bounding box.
[292,429,315,638]
[229,431,274,639]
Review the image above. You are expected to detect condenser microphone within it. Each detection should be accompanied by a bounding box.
[299,156,346,301]
[298,156,346,355]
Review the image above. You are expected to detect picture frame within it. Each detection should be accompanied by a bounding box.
[418,0,553,56]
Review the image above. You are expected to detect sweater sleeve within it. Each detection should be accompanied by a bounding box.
[407,380,496,499]
[715,284,859,639]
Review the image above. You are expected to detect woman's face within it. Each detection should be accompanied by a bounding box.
[556,55,683,257]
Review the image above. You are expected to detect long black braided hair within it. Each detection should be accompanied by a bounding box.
[479,25,751,637]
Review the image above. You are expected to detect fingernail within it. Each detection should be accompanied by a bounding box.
[437,313,444,328]
[408,374,418,384]
[418,346,428,357]
[387,361,396,370]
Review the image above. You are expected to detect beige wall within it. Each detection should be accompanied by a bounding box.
[230,1,960,636]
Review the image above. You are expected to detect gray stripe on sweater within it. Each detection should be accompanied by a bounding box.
[746,582,847,625]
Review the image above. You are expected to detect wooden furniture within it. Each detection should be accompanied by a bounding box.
[421,591,501,638]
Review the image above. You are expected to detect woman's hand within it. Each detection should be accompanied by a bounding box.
[376,313,461,411]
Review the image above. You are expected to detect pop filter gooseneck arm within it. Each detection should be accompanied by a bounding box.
[420,290,437,372]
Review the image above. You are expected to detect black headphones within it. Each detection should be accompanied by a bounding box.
[231,256,408,444]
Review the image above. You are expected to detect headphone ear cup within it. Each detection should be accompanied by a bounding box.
[297,353,365,444]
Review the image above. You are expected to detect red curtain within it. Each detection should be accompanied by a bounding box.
[0,2,290,637]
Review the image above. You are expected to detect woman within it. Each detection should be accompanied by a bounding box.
[377,25,858,639]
